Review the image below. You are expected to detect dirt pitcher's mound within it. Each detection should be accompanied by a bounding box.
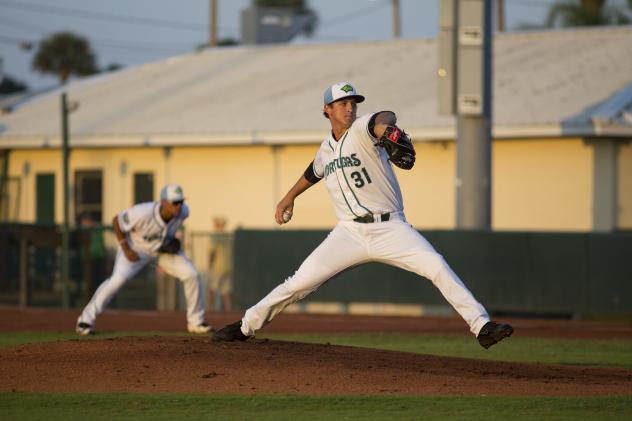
[1,336,631,396]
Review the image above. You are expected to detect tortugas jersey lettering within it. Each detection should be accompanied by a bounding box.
[313,113,404,220]
[118,201,189,254]
[323,154,362,177]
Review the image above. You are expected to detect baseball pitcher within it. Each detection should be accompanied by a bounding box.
[76,183,211,335]
[213,82,512,349]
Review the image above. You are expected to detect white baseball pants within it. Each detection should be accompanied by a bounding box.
[242,217,490,336]
[79,249,205,328]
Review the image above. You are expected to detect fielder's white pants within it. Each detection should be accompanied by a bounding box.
[79,249,205,328]
[242,218,490,336]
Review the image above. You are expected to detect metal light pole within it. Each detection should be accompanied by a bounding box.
[455,0,493,230]
[438,0,493,230]
[61,92,70,308]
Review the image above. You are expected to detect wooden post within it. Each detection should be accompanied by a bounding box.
[496,0,505,32]
[18,235,29,307]
[392,0,401,38]
[210,0,218,47]
[81,230,92,304]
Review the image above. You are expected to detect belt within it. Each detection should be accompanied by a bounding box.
[353,212,390,223]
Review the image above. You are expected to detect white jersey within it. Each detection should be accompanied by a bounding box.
[118,201,189,254]
[313,113,404,221]
[240,109,491,340]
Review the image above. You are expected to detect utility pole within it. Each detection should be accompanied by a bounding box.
[438,0,493,230]
[392,0,401,38]
[456,0,493,229]
[60,93,79,307]
[61,92,70,308]
[496,0,505,32]
[210,0,218,47]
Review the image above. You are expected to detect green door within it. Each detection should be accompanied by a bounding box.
[36,173,55,224]
[134,172,154,204]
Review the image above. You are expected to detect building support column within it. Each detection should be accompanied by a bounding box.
[591,139,619,231]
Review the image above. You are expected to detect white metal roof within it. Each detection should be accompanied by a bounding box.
[1,26,631,149]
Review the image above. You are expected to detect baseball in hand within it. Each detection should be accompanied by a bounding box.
[282,210,292,223]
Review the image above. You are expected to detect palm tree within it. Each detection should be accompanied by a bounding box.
[0,74,28,95]
[32,32,98,85]
[546,0,631,28]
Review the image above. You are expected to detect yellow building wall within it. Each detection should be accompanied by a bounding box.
[396,142,455,228]
[9,148,166,225]
[170,146,292,230]
[619,141,632,229]
[75,148,166,223]
[10,149,60,223]
[6,136,617,233]
[493,138,593,231]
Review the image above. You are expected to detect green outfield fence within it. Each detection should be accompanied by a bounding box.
[232,229,632,319]
[0,223,158,309]
[1,223,631,318]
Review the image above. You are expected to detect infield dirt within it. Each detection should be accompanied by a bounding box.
[1,307,631,396]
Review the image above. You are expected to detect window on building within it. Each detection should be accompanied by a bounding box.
[134,172,154,204]
[75,170,102,225]
[36,173,55,224]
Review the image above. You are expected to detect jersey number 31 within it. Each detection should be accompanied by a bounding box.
[350,168,372,188]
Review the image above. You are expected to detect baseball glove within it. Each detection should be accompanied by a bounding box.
[378,125,416,170]
[158,237,181,254]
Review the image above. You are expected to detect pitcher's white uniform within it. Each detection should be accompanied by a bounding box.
[78,202,206,328]
[241,112,491,337]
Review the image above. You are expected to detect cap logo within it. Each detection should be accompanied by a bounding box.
[340,84,353,93]
[174,186,182,195]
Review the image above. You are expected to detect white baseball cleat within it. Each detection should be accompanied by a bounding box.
[187,322,213,334]
[75,319,94,336]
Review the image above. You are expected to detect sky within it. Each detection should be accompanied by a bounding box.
[0,0,581,90]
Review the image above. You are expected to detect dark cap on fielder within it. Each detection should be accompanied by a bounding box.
[323,82,365,105]
[160,183,185,203]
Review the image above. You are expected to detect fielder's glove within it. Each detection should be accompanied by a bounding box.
[378,125,416,170]
[159,237,181,254]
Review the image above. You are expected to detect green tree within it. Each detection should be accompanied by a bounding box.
[546,0,631,28]
[255,0,319,36]
[103,63,124,72]
[32,32,98,85]
[197,38,240,51]
[0,74,28,95]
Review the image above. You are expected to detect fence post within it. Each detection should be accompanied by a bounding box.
[19,235,29,307]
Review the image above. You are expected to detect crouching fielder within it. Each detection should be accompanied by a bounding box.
[213,82,512,349]
[76,184,211,335]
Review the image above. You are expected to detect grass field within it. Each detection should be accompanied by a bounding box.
[1,331,631,420]
[264,333,632,369]
[2,393,631,421]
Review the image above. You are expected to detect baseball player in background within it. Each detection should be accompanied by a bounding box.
[207,216,234,312]
[76,183,211,335]
[213,82,512,349]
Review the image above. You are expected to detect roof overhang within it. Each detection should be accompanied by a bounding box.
[1,123,631,150]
